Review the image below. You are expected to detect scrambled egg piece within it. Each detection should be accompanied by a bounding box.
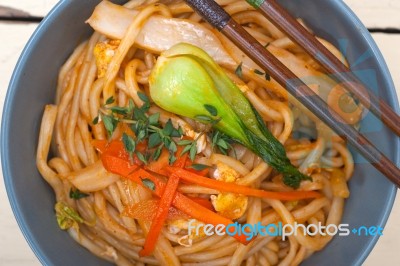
[167,219,205,247]
[93,39,120,78]
[211,163,248,220]
[214,162,240,182]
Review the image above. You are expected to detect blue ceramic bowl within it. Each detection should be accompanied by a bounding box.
[1,0,399,265]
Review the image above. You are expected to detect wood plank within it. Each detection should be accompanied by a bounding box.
[0,23,41,266]
[344,0,400,28]
[365,196,400,266]
[0,0,58,17]
[0,0,400,29]
[372,34,400,93]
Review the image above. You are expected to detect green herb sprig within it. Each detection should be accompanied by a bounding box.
[92,92,210,165]
[187,164,211,171]
[69,188,89,200]
[253,69,271,81]
[141,178,156,191]
[235,62,243,78]
[210,130,234,155]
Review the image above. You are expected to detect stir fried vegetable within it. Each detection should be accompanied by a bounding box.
[149,43,310,188]
[100,153,251,246]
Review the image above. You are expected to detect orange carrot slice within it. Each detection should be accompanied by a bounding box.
[167,167,321,201]
[139,174,180,257]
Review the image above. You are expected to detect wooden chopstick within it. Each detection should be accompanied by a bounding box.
[184,0,400,186]
[247,0,400,136]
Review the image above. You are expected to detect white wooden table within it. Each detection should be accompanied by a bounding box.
[0,1,399,265]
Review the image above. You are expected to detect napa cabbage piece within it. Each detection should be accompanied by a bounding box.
[86,0,235,66]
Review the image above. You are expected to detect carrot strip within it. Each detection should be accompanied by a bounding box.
[95,139,189,176]
[171,193,250,243]
[188,197,214,210]
[145,144,188,175]
[92,139,108,153]
[101,153,139,176]
[145,148,169,175]
[95,139,148,169]
[123,199,197,221]
[139,174,180,257]
[174,148,188,168]
[101,154,250,244]
[129,169,250,245]
[167,167,321,200]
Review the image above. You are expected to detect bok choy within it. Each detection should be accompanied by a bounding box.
[149,43,310,188]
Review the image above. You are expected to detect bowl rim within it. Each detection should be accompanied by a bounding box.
[1,0,398,265]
